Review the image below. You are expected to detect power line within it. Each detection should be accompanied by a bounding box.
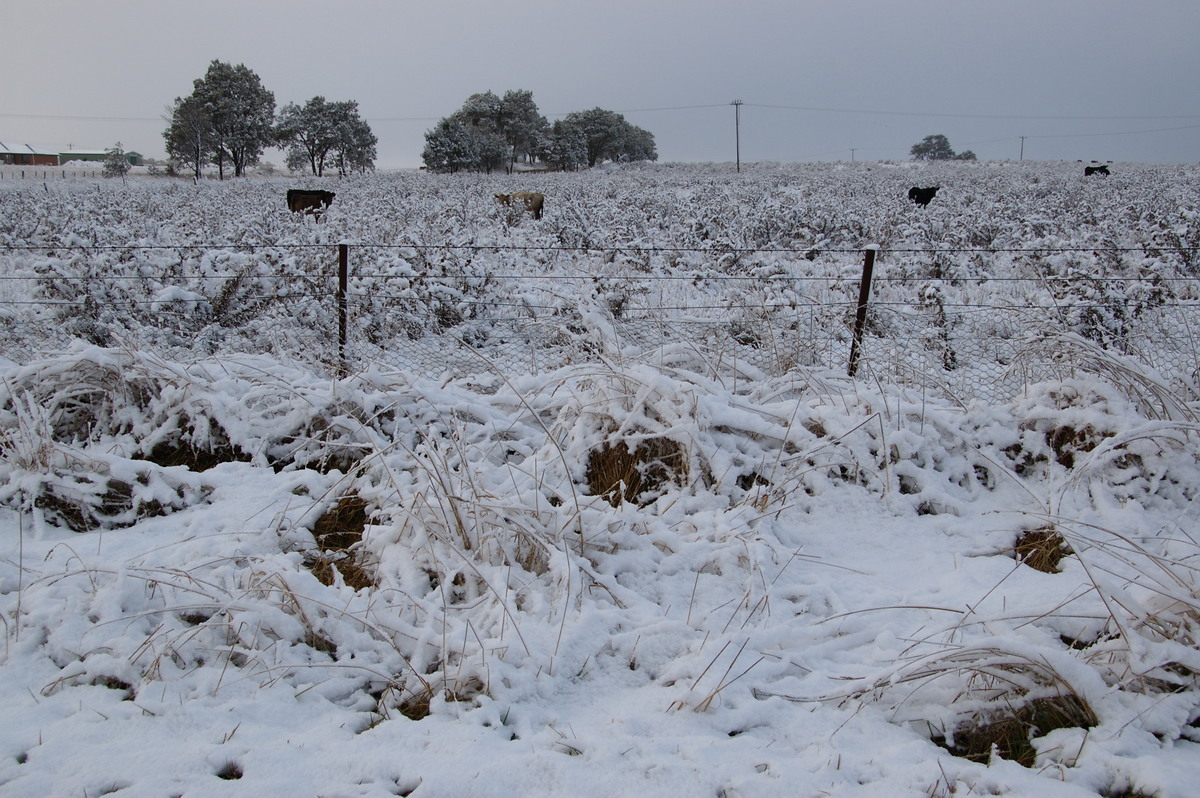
[2,103,731,126]
[746,103,1200,122]
[368,103,732,122]
[1023,123,1200,139]
[8,103,1199,126]
[0,112,161,122]
[562,103,729,116]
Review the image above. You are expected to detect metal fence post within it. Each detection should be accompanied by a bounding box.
[338,244,349,376]
[847,246,877,377]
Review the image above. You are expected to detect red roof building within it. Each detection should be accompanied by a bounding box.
[0,141,61,166]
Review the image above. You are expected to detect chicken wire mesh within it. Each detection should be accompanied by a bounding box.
[2,256,1198,405]
[340,300,1200,405]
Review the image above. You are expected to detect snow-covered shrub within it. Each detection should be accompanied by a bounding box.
[4,161,1198,398]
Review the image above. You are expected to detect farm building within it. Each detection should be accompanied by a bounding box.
[0,141,60,166]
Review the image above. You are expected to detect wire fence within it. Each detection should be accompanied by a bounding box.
[1,242,1198,403]
[0,167,105,180]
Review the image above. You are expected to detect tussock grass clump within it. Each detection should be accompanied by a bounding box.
[936,694,1096,767]
[1044,423,1103,469]
[305,492,374,590]
[1012,526,1074,573]
[863,642,1102,771]
[33,472,170,532]
[8,450,207,532]
[397,688,432,721]
[215,762,244,780]
[140,414,249,471]
[586,435,688,507]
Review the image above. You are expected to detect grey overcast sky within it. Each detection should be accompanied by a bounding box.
[3,0,1198,168]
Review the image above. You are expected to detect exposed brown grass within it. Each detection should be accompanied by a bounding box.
[32,471,178,533]
[1012,526,1074,573]
[304,492,374,590]
[586,436,687,508]
[937,694,1097,767]
[142,416,250,471]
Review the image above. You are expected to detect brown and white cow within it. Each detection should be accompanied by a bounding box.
[495,191,544,220]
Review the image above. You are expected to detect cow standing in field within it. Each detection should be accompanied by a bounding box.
[908,186,940,207]
[287,189,336,217]
[1084,165,1110,176]
[495,191,545,220]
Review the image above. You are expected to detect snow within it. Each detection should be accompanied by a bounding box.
[1,162,1199,797]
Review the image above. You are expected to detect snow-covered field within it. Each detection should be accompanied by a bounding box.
[2,162,1200,797]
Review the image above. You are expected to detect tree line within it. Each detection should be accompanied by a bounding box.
[164,60,377,180]
[163,61,658,179]
[421,90,657,173]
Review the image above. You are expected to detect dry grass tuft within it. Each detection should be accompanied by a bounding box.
[385,678,488,722]
[1045,423,1103,469]
[937,694,1097,767]
[215,762,244,780]
[32,471,181,533]
[1012,526,1074,573]
[586,436,688,507]
[142,417,250,471]
[397,687,433,721]
[304,493,374,590]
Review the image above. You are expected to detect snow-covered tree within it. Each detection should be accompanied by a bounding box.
[102,142,131,178]
[620,125,658,163]
[423,106,511,173]
[423,92,654,172]
[499,89,549,167]
[276,97,338,176]
[183,60,276,179]
[330,108,378,176]
[561,108,657,167]
[423,89,550,172]
[457,91,505,132]
[911,134,976,161]
[540,120,588,171]
[276,97,376,177]
[422,119,480,173]
[911,134,954,160]
[163,95,215,179]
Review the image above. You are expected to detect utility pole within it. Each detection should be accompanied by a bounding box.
[1019,136,1026,161]
[850,148,857,163]
[731,99,743,172]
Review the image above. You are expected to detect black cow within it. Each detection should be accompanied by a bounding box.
[286,189,336,215]
[1084,165,1110,177]
[908,186,940,207]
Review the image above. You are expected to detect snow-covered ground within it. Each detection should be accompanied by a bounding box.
[1,162,1199,797]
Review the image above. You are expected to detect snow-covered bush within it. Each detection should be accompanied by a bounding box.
[3,161,1198,400]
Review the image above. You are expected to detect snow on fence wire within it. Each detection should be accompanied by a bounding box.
[1,243,1197,404]
[0,167,104,180]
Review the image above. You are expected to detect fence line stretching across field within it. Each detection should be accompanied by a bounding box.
[2,242,1198,403]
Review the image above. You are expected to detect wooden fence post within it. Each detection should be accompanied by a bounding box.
[338,244,349,376]
[847,246,878,377]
